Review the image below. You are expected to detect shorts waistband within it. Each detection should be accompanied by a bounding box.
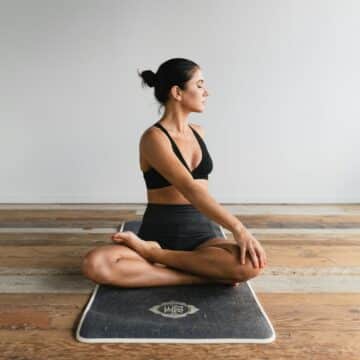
[142,202,208,224]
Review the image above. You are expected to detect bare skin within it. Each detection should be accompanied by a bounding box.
[140,67,210,206]
[82,244,242,288]
[81,232,259,288]
[110,231,260,282]
[81,67,265,288]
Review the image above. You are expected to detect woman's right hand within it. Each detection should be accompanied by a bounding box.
[232,224,267,269]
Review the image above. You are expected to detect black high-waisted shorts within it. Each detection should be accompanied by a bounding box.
[137,203,223,251]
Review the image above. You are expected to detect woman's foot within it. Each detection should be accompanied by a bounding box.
[111,232,240,287]
[111,231,161,261]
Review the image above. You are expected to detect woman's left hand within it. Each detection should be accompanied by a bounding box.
[233,225,268,268]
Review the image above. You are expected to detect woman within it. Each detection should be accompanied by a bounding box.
[81,58,267,288]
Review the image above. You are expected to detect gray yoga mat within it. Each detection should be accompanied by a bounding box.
[76,220,276,343]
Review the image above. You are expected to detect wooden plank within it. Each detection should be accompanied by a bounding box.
[0,274,359,293]
[0,293,358,332]
[231,214,360,228]
[0,245,359,268]
[242,228,360,246]
[217,204,360,215]
[1,228,360,246]
[1,209,360,228]
[0,275,93,293]
[0,209,135,222]
[0,208,138,228]
[2,265,360,277]
[1,266,360,276]
[0,204,145,210]
[0,329,359,360]
[1,203,360,214]
[250,275,360,292]
[0,231,116,245]
[0,227,118,245]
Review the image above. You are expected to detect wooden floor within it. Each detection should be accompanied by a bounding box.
[0,203,359,359]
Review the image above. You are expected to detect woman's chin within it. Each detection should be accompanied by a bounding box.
[190,104,206,113]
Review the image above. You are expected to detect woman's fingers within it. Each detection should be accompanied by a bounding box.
[235,228,267,269]
[111,232,122,240]
[239,243,259,268]
[248,246,259,268]
[254,247,262,268]
[263,251,267,266]
[255,246,267,268]
[113,231,123,237]
[259,251,265,268]
[240,245,246,265]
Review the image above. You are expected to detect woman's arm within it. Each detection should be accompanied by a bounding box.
[182,181,245,235]
[182,182,267,268]
[141,127,267,268]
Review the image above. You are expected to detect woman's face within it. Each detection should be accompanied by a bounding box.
[175,68,210,112]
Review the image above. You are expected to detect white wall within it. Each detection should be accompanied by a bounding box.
[1,0,359,203]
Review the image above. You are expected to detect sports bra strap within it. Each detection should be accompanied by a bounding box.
[154,123,172,142]
[154,123,192,173]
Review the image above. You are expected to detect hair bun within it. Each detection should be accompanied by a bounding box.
[138,69,157,88]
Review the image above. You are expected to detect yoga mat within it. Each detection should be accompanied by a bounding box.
[76,220,276,343]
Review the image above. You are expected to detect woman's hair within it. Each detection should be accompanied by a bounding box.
[137,58,200,114]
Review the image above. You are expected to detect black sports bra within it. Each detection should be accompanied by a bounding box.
[143,122,213,189]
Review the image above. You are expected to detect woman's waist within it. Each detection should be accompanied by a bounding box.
[138,219,219,238]
[141,203,210,224]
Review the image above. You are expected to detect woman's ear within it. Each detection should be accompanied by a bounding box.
[170,85,182,101]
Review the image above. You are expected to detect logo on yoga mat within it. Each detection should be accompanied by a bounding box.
[149,300,199,319]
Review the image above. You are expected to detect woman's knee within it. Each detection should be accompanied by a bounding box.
[216,244,262,282]
[235,252,262,282]
[81,248,112,283]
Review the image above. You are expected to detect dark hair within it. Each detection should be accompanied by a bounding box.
[137,58,200,114]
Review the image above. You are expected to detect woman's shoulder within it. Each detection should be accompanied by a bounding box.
[141,123,164,142]
[139,123,169,153]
